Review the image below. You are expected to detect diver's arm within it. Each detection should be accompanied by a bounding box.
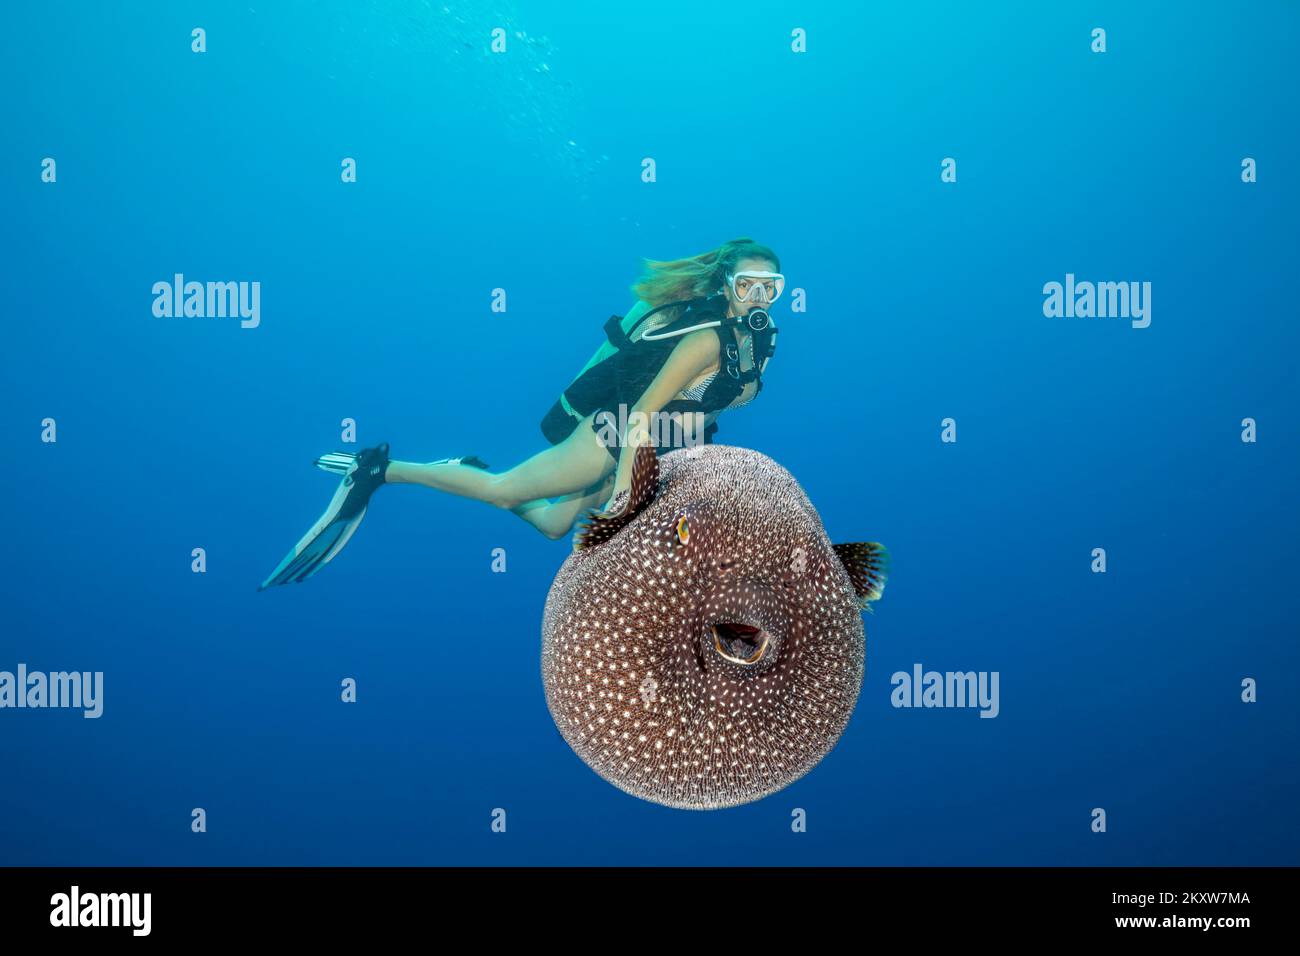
[599,329,717,513]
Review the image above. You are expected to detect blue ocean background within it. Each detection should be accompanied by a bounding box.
[3,1,1297,865]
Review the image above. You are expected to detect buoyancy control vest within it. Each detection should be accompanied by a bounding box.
[540,294,778,446]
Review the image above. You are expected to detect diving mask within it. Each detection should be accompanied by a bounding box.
[726,270,785,305]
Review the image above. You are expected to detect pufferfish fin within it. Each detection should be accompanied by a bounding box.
[833,542,889,611]
[573,442,661,552]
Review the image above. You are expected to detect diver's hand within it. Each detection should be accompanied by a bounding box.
[595,416,652,518]
[597,486,631,518]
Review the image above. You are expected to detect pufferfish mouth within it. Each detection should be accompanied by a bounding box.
[711,621,771,666]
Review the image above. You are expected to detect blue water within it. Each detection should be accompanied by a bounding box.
[3,1,1297,865]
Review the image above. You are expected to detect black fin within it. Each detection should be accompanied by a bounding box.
[833,542,889,611]
[460,455,490,470]
[573,443,660,551]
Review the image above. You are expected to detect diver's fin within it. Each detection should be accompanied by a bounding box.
[315,451,358,475]
[258,481,364,589]
[832,542,889,611]
[445,454,491,470]
[260,443,390,590]
[316,451,490,475]
[573,442,660,552]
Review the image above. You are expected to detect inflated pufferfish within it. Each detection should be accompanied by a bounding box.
[541,442,888,810]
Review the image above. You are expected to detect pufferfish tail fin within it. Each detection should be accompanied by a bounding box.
[574,442,660,552]
[833,542,889,613]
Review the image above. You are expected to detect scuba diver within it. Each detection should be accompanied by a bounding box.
[259,237,784,589]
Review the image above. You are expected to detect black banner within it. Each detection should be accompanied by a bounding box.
[0,866,1283,940]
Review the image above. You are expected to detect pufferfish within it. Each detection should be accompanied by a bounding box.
[541,442,888,811]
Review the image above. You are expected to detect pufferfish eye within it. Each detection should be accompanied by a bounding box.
[675,515,690,545]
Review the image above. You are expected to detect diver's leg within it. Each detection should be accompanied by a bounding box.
[385,413,615,511]
[511,473,615,540]
[385,457,499,499]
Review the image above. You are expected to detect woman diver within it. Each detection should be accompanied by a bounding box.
[258,237,784,589]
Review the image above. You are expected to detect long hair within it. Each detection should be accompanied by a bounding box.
[630,237,781,307]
